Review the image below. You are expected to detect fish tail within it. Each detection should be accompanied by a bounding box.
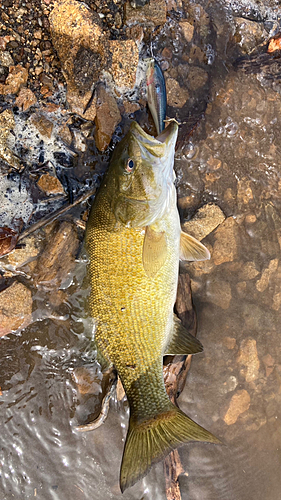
[120,405,220,492]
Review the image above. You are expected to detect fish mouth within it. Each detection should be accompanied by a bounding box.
[130,120,178,157]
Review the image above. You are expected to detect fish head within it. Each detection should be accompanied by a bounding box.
[106,120,178,227]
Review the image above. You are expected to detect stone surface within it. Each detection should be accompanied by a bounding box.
[234,17,266,54]
[187,66,208,91]
[237,338,260,382]
[0,109,20,169]
[222,337,237,349]
[124,0,166,26]
[166,78,189,108]
[182,203,226,241]
[30,113,54,138]
[223,390,251,425]
[37,173,65,195]
[256,259,278,292]
[49,0,104,120]
[1,235,38,270]
[212,217,239,266]
[33,221,80,288]
[238,261,260,280]
[15,88,37,111]
[94,85,121,151]
[0,64,28,95]
[206,279,232,309]
[50,0,138,120]
[0,51,14,67]
[179,21,194,43]
[0,282,33,336]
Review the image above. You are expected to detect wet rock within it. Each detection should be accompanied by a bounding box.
[182,203,226,241]
[187,66,208,91]
[212,217,239,266]
[73,129,87,153]
[49,0,104,121]
[219,375,238,395]
[262,354,275,377]
[237,177,254,208]
[108,40,139,90]
[268,36,281,53]
[15,88,37,111]
[0,64,28,95]
[94,85,121,151]
[33,220,80,288]
[166,78,189,108]
[206,279,232,309]
[123,101,140,115]
[72,366,102,395]
[0,109,20,169]
[238,261,260,280]
[30,112,54,138]
[0,51,14,67]
[256,258,278,292]
[237,338,260,382]
[0,281,32,336]
[124,0,166,27]
[223,389,251,425]
[222,337,237,349]
[50,0,139,120]
[1,235,39,270]
[0,227,19,257]
[37,173,65,196]
[234,18,266,54]
[58,121,72,145]
[179,20,194,43]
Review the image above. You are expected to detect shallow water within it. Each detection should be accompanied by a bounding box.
[1,1,281,499]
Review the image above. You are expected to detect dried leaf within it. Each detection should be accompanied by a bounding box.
[0,226,18,256]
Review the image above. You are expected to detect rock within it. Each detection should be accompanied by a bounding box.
[37,173,65,195]
[222,337,237,349]
[262,354,275,377]
[166,78,189,108]
[94,85,121,151]
[223,390,251,425]
[179,20,194,43]
[0,51,14,67]
[124,0,166,27]
[268,36,281,53]
[0,64,28,95]
[212,217,239,266]
[49,0,104,121]
[58,121,72,145]
[182,203,226,241]
[234,18,266,54]
[219,375,238,395]
[256,259,278,292]
[238,261,260,280]
[187,66,208,91]
[0,282,33,336]
[0,227,19,257]
[30,112,54,138]
[33,220,80,288]
[206,279,232,309]
[107,40,139,90]
[237,338,260,382]
[72,366,102,395]
[15,88,37,111]
[50,0,139,120]
[123,101,140,115]
[1,235,39,270]
[237,177,254,207]
[0,109,20,169]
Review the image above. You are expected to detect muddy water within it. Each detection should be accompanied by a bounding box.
[1,3,281,500]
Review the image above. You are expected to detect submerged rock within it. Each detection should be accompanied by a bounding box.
[37,172,65,196]
[237,338,260,382]
[94,85,121,151]
[124,0,167,26]
[223,390,251,425]
[182,203,226,241]
[0,281,32,336]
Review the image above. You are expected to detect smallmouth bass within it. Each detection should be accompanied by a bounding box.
[85,120,219,492]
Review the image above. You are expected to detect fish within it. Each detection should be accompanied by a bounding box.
[146,58,167,135]
[84,120,219,492]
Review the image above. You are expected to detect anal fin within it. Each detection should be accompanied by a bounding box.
[164,314,203,355]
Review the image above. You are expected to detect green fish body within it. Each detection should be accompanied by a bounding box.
[85,121,218,492]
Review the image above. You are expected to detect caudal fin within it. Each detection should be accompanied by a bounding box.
[120,406,220,492]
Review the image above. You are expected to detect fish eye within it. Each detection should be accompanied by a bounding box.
[125,158,135,173]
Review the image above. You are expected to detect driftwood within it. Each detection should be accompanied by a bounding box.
[163,272,197,500]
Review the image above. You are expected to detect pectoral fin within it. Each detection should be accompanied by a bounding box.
[164,314,203,355]
[180,231,210,261]
[142,226,168,278]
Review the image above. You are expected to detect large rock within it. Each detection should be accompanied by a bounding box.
[0,282,33,336]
